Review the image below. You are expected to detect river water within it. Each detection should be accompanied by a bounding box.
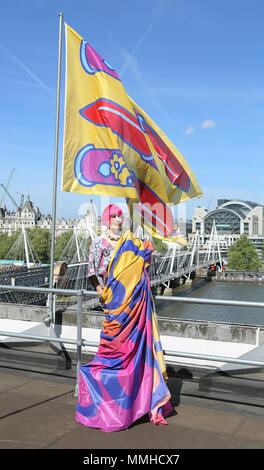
[155,280,264,326]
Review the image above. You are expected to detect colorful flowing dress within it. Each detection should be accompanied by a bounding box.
[76,231,173,432]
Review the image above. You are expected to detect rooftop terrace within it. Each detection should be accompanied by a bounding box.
[1,343,264,450]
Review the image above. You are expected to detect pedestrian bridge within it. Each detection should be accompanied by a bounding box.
[0,227,222,306]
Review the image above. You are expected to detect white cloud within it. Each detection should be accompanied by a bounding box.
[185,126,194,135]
[200,119,216,129]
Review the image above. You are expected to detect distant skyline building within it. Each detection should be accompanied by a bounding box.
[190,199,264,260]
[2,196,264,263]
[0,196,41,235]
[75,199,98,238]
[0,196,75,236]
[0,195,103,238]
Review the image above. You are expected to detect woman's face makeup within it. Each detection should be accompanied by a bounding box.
[109,214,123,230]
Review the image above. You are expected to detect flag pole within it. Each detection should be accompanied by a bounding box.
[48,12,64,321]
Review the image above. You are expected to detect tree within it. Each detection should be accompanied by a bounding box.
[0,232,20,259]
[228,235,262,271]
[152,237,168,254]
[27,227,51,264]
[55,229,73,261]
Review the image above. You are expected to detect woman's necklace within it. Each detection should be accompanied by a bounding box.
[105,229,121,241]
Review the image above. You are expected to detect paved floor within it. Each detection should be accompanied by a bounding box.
[1,364,264,450]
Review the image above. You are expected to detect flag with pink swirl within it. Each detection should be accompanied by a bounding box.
[63,24,202,241]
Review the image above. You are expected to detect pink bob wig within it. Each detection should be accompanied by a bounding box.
[102,204,123,226]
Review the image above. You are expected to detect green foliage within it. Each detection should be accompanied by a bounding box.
[55,229,73,261]
[27,227,51,263]
[0,232,20,259]
[152,237,168,254]
[0,228,78,264]
[228,235,262,271]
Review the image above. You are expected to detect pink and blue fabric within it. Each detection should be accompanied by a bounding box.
[75,231,173,432]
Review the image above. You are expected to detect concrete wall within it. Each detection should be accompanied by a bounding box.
[0,303,47,322]
[1,302,264,345]
[158,316,264,345]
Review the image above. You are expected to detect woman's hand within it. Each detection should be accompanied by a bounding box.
[96,285,103,296]
[96,285,105,305]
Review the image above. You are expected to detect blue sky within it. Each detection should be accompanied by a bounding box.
[0,0,264,219]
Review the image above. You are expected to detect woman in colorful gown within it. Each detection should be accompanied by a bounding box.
[75,203,173,432]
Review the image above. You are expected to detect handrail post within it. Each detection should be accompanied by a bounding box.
[74,289,83,397]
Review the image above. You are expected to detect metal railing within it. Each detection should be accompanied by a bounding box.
[1,284,264,395]
[155,295,264,309]
[0,284,99,395]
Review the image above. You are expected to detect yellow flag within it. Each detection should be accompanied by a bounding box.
[62,24,202,240]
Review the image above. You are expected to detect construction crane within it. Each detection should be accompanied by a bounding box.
[16,192,25,207]
[0,183,19,209]
[0,168,15,208]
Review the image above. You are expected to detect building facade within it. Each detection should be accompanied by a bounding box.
[190,199,264,259]
[0,197,74,236]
